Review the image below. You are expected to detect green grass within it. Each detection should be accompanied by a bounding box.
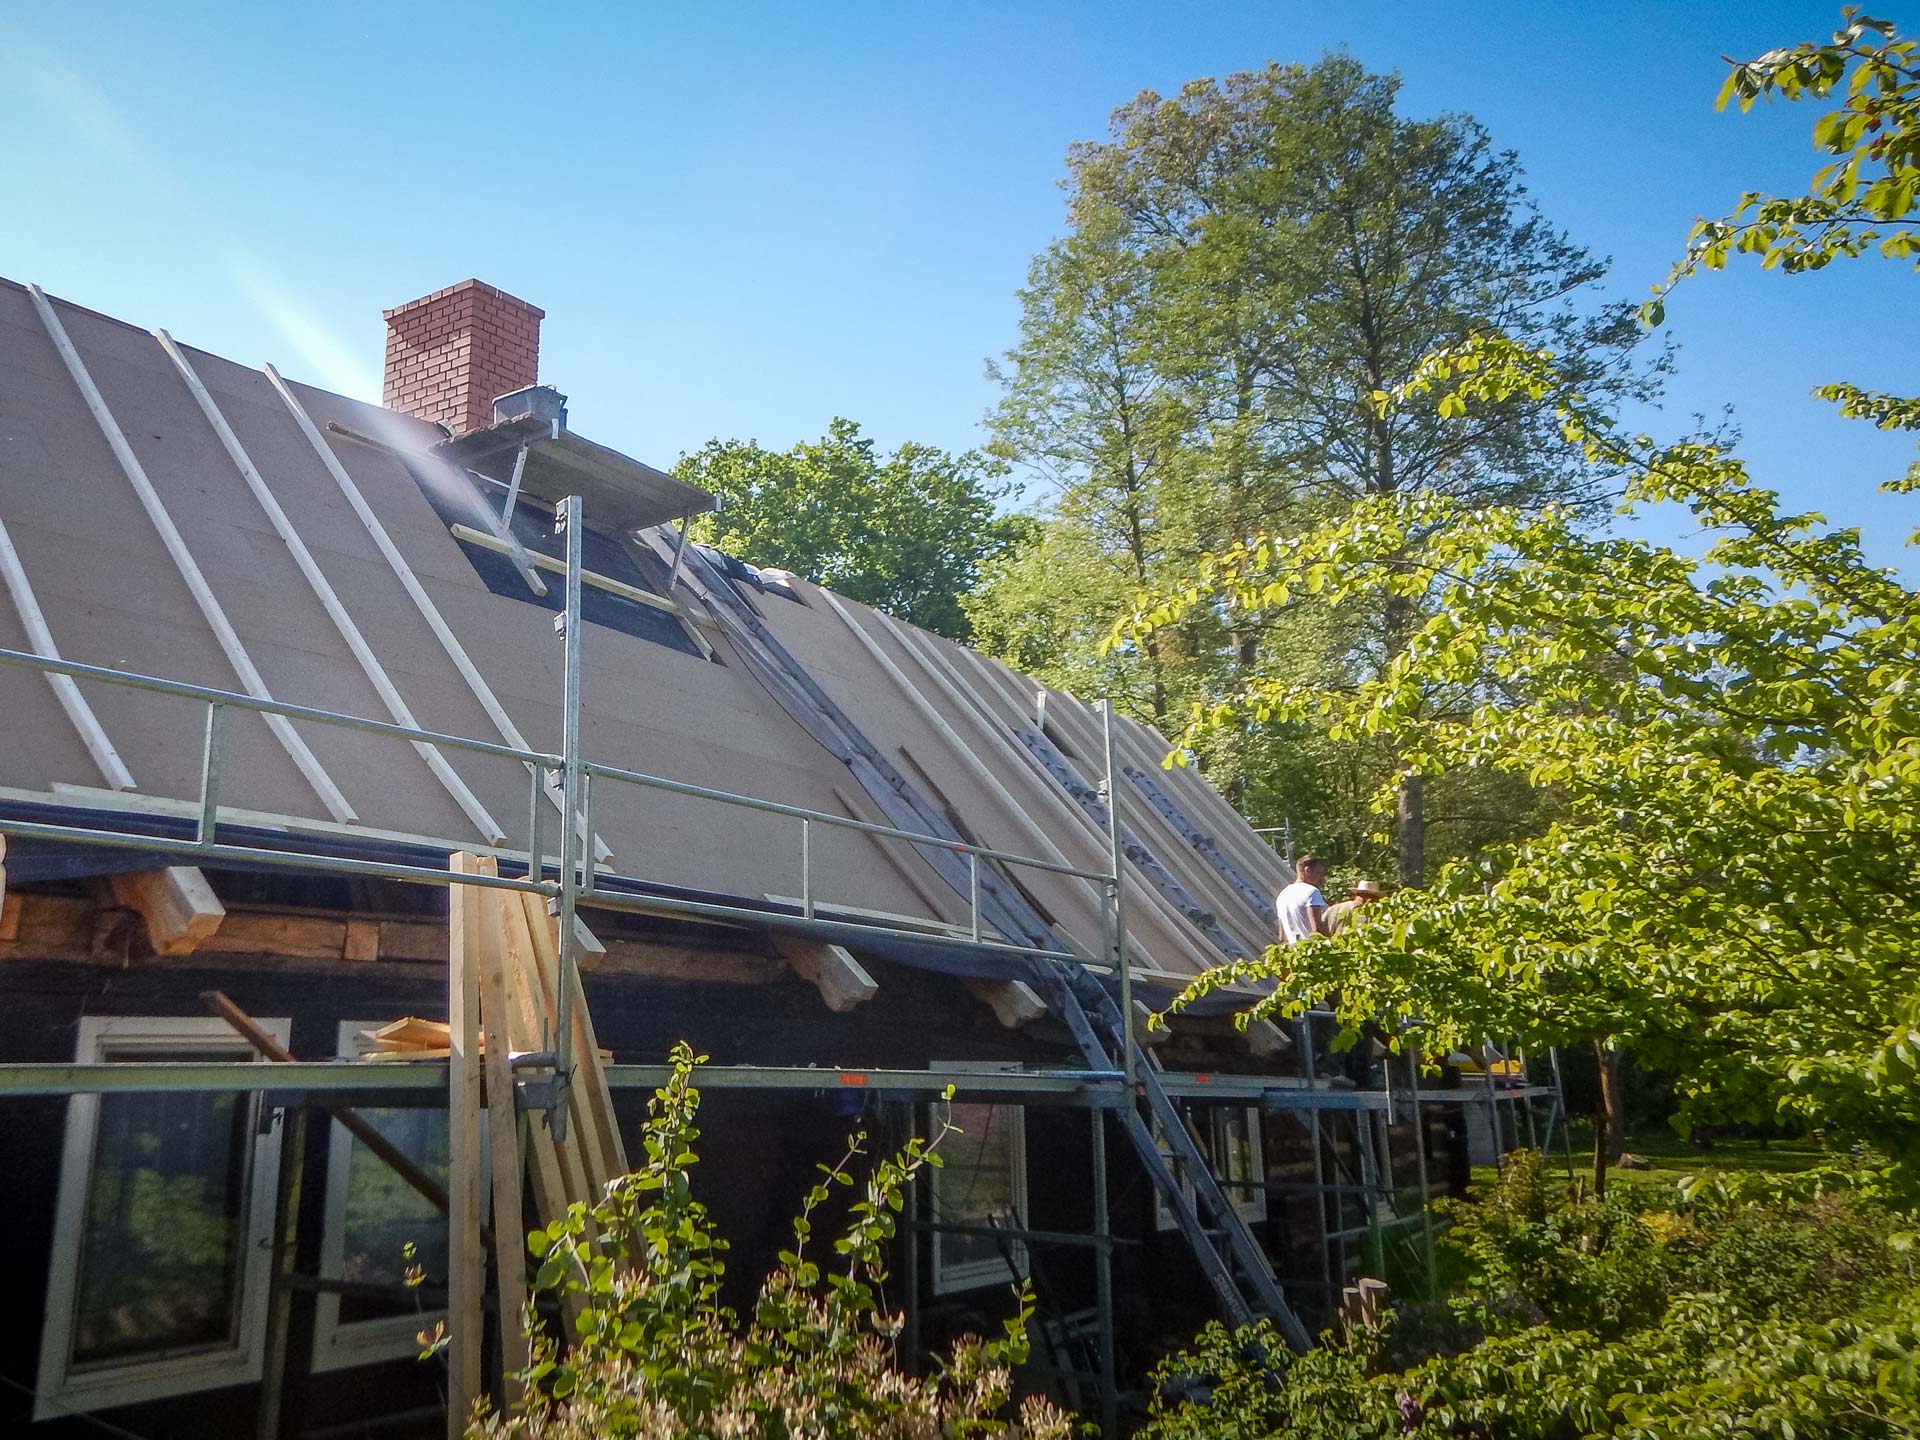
[1473,1124,1836,1191]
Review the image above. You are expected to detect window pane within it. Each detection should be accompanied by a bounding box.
[935,1103,1018,1274]
[1219,1110,1257,1184]
[71,1058,251,1366]
[337,1108,450,1326]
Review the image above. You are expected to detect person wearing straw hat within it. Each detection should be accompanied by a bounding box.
[1324,877,1386,936]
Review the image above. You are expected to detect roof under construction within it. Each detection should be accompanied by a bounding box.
[0,276,1290,983]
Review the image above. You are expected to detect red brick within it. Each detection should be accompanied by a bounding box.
[382,279,541,433]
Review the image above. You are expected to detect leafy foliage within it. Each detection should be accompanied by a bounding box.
[975,53,1655,879]
[1127,12,1920,1188]
[678,417,1022,640]
[462,1043,1068,1439]
[1142,1155,1920,1439]
[1437,1150,1906,1339]
[1647,7,1919,312]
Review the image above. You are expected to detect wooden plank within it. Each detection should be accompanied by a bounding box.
[501,893,597,1209]
[770,933,878,1013]
[1246,1019,1295,1059]
[157,331,506,845]
[0,512,135,790]
[595,936,783,985]
[199,912,348,959]
[450,524,683,613]
[29,285,356,823]
[446,853,488,1434]
[1,893,91,949]
[477,886,530,1398]
[109,867,226,956]
[496,895,591,1333]
[557,942,628,1176]
[521,896,621,1188]
[375,919,446,963]
[342,920,380,963]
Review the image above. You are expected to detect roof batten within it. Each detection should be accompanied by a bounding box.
[25,285,357,823]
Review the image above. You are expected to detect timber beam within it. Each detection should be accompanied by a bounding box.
[772,934,878,1012]
[966,977,1048,1028]
[109,866,225,955]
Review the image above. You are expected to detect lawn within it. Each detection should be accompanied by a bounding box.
[1472,1124,1836,1192]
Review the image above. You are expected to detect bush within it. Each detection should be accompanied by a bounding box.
[1141,1150,1920,1439]
[1436,1151,1671,1338]
[1438,1150,1908,1339]
[457,1043,1074,1439]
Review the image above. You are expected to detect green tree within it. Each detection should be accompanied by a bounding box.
[678,418,1020,641]
[978,54,1656,882]
[1130,12,1920,1187]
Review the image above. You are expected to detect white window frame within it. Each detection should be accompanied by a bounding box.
[1153,1106,1266,1229]
[1210,1106,1268,1226]
[311,1021,449,1372]
[927,1096,1028,1295]
[36,1015,290,1419]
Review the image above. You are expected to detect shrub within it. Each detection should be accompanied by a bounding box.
[457,1043,1074,1439]
[1141,1151,1919,1439]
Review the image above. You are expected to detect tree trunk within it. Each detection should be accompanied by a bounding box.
[1396,769,1425,888]
[1591,1040,1612,1198]
[1598,1045,1627,1162]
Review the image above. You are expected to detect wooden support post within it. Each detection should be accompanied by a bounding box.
[111,866,226,955]
[447,854,488,1436]
[965,977,1047,1029]
[771,935,877,1013]
[495,894,590,1335]
[520,894,622,1189]
[255,1104,308,1440]
[478,886,529,1401]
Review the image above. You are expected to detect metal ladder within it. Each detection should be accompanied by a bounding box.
[1033,961,1314,1352]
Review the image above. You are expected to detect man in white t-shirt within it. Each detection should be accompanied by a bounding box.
[1275,854,1329,945]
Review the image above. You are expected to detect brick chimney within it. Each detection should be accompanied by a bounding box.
[382,280,544,435]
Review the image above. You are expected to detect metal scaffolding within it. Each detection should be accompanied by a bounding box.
[0,487,1553,1433]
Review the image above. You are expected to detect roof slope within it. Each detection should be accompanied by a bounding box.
[0,278,1289,978]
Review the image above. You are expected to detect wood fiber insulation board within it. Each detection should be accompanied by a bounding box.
[1000,654,1275,956]
[902,619,1270,968]
[802,585,1225,977]
[744,582,1104,938]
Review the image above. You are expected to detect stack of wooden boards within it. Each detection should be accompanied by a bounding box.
[355,1014,613,1064]
[443,852,628,1432]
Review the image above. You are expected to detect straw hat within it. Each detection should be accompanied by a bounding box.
[1353,878,1386,898]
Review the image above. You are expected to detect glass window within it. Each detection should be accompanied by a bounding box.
[1212,1107,1267,1225]
[403,461,706,659]
[927,1101,1027,1294]
[312,1021,451,1371]
[1153,1107,1265,1228]
[72,1072,253,1364]
[37,1017,287,1418]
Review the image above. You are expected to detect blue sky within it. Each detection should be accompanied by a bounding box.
[4,1,1914,566]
